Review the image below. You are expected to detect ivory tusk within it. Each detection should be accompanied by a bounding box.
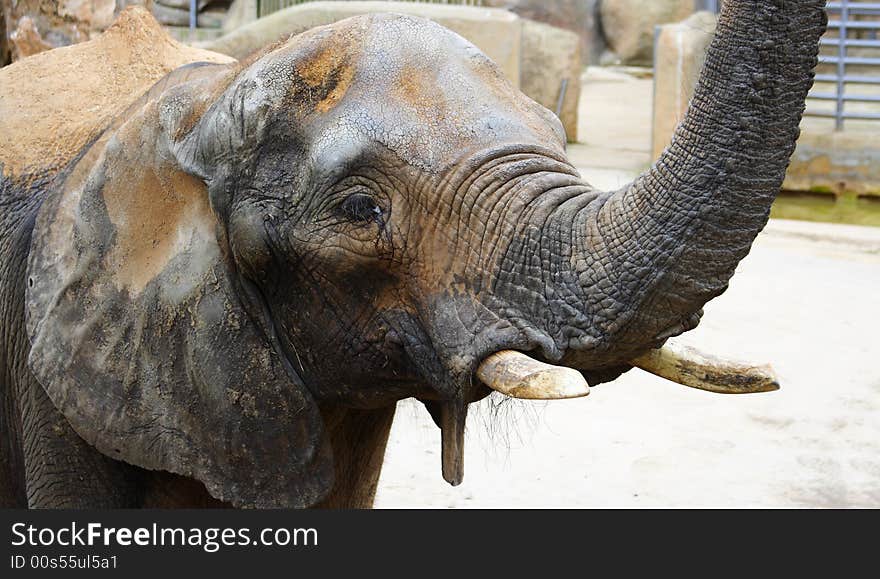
[477,350,590,400]
[631,341,780,394]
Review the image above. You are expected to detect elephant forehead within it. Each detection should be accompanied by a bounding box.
[360,15,564,163]
[253,13,564,171]
[364,65,557,171]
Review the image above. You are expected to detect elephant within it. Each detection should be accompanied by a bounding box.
[0,2,826,508]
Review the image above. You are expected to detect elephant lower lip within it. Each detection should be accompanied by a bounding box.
[431,350,590,487]
[439,399,467,486]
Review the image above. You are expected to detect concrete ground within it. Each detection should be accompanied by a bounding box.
[373,67,880,508]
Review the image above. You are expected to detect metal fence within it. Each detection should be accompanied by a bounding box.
[258,0,485,19]
[810,0,880,129]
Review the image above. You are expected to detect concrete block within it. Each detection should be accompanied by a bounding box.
[784,131,880,197]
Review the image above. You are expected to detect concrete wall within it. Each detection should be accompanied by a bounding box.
[206,1,580,140]
[786,132,880,197]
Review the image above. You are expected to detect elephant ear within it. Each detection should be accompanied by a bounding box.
[25,64,334,508]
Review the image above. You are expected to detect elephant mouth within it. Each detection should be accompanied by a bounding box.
[430,343,781,487]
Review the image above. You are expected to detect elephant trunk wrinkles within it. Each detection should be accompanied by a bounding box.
[565,0,826,365]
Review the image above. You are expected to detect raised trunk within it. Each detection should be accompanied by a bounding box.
[573,0,826,362]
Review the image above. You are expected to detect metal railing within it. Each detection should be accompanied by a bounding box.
[809,0,880,129]
[258,0,485,19]
[189,0,198,31]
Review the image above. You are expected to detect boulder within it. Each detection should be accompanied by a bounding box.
[600,0,693,65]
[59,0,117,29]
[521,19,580,140]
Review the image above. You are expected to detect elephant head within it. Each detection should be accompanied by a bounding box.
[25,2,827,507]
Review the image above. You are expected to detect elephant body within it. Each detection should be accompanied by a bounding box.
[0,4,826,508]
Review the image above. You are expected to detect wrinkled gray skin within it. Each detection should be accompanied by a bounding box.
[0,2,826,508]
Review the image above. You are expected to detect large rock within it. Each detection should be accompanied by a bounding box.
[601,0,693,65]
[652,11,717,158]
[484,0,604,64]
[521,19,580,140]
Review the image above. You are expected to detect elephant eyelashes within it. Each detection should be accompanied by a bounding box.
[339,192,385,226]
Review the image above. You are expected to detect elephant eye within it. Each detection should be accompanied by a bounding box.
[339,192,383,224]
